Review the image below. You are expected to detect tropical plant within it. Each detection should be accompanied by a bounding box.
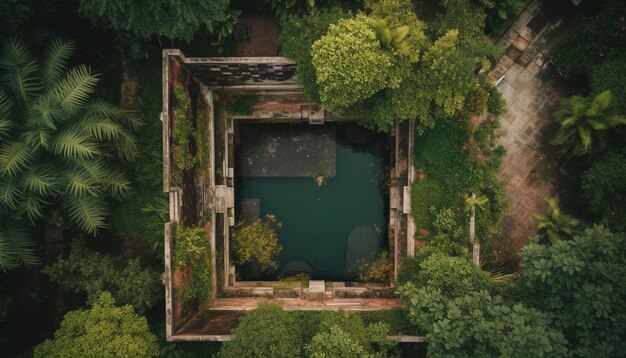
[232,214,282,272]
[218,304,304,358]
[478,0,525,32]
[532,197,579,244]
[33,292,159,358]
[43,240,161,313]
[0,38,138,270]
[552,91,626,156]
[173,224,212,307]
[398,285,568,357]
[357,250,392,283]
[519,224,626,356]
[465,193,489,212]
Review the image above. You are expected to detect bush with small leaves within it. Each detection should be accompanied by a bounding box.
[33,292,159,358]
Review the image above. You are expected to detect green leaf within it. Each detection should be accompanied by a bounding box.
[0,38,41,104]
[0,223,39,270]
[51,65,98,116]
[43,37,75,87]
[51,127,100,159]
[63,194,108,234]
[0,141,34,176]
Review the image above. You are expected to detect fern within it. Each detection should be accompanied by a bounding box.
[0,222,40,270]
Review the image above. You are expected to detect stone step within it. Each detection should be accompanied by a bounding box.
[308,280,325,294]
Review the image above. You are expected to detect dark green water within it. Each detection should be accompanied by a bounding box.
[235,123,389,280]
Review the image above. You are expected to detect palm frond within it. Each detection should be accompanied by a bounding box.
[22,128,53,149]
[51,127,101,159]
[0,91,13,138]
[0,141,34,177]
[0,177,24,209]
[0,38,41,104]
[63,166,98,197]
[21,163,58,196]
[51,65,98,116]
[43,38,75,87]
[0,222,40,270]
[28,95,63,130]
[101,167,131,200]
[83,99,143,131]
[15,191,48,223]
[63,193,108,234]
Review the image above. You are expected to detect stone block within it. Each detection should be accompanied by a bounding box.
[512,35,531,51]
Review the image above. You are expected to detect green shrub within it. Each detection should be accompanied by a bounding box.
[78,0,230,42]
[218,304,304,358]
[552,0,626,79]
[397,256,420,286]
[410,178,448,231]
[173,224,212,307]
[398,286,568,357]
[414,253,490,298]
[280,7,352,103]
[358,250,392,283]
[485,82,507,116]
[312,15,393,109]
[232,214,283,272]
[591,59,626,113]
[519,224,626,356]
[581,153,626,223]
[459,86,489,119]
[44,241,161,313]
[33,292,159,358]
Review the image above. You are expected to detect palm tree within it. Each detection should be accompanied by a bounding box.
[0,38,139,270]
[552,91,626,157]
[533,197,579,244]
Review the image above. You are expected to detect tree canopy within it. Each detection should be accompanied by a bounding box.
[77,0,231,42]
[33,292,159,358]
[519,224,626,356]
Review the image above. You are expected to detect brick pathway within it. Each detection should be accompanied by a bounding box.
[488,0,572,251]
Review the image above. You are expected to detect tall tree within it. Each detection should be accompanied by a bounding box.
[0,38,138,270]
[519,224,626,356]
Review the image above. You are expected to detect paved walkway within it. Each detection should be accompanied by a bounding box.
[488,0,572,251]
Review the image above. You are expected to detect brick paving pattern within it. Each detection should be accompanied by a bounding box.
[488,0,571,250]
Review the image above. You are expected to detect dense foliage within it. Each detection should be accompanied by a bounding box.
[551,91,626,157]
[412,253,490,299]
[232,214,283,272]
[218,304,304,358]
[410,120,507,266]
[280,8,352,103]
[532,197,579,244]
[219,304,397,358]
[44,240,161,313]
[78,0,231,42]
[33,292,159,358]
[312,15,396,109]
[399,285,568,357]
[519,224,626,356]
[552,0,626,80]
[0,38,138,270]
[173,224,212,307]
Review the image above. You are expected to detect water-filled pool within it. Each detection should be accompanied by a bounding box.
[235,122,389,280]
